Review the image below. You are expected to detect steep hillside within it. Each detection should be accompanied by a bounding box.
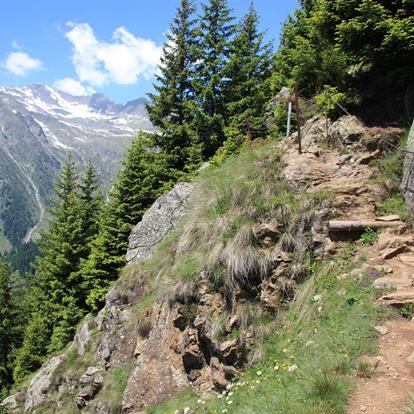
[2,115,409,414]
[0,84,154,249]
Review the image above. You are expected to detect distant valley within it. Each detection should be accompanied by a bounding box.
[0,84,154,250]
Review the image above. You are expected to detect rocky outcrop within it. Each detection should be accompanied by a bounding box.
[122,303,189,412]
[126,182,194,264]
[402,119,414,220]
[24,355,65,411]
[282,116,388,221]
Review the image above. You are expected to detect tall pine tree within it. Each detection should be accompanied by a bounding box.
[224,3,273,138]
[195,0,235,157]
[147,0,199,171]
[13,158,102,380]
[0,259,21,396]
[79,135,174,311]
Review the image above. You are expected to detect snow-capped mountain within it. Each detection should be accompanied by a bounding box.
[0,84,154,248]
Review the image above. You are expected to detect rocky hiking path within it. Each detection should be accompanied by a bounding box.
[348,228,414,414]
[282,116,414,413]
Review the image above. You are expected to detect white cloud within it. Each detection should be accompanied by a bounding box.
[54,77,95,96]
[4,51,43,76]
[65,22,161,87]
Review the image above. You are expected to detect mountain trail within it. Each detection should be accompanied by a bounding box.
[346,228,414,414]
[280,116,414,414]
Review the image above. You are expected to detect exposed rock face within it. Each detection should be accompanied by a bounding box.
[24,355,65,411]
[122,304,189,412]
[126,182,194,264]
[329,115,365,145]
[402,119,414,220]
[282,116,387,221]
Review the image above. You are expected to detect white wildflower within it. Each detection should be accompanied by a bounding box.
[312,294,321,302]
[228,391,234,397]
[227,400,233,405]
[318,305,323,313]
[184,407,191,414]
[288,364,298,372]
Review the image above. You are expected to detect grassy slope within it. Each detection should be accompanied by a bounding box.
[141,139,388,413]
[148,247,384,414]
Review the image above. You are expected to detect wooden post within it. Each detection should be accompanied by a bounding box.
[293,90,302,154]
[286,101,292,138]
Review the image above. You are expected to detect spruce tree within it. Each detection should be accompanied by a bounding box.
[80,135,174,310]
[13,311,51,382]
[13,157,102,378]
[224,3,273,138]
[0,259,19,394]
[195,0,235,157]
[147,0,199,171]
[79,161,102,247]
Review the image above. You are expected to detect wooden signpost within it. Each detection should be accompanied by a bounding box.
[275,87,302,154]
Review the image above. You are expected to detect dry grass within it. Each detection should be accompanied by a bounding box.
[151,142,328,304]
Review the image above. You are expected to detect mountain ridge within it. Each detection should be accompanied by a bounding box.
[0,83,154,249]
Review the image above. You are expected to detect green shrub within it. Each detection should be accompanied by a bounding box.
[315,85,350,119]
[378,194,409,221]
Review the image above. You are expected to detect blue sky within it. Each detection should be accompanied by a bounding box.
[0,0,299,103]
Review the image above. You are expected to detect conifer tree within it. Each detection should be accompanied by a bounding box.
[79,161,102,247]
[0,259,20,395]
[13,311,50,382]
[147,0,199,171]
[13,157,102,379]
[195,0,235,157]
[224,3,273,138]
[80,135,174,310]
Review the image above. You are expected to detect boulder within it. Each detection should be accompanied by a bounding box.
[73,320,95,357]
[382,245,407,260]
[126,182,194,264]
[373,272,414,289]
[329,116,365,145]
[402,119,414,221]
[24,355,65,411]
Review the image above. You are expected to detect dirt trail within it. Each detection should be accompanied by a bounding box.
[281,116,414,414]
[348,318,414,414]
[348,229,414,414]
